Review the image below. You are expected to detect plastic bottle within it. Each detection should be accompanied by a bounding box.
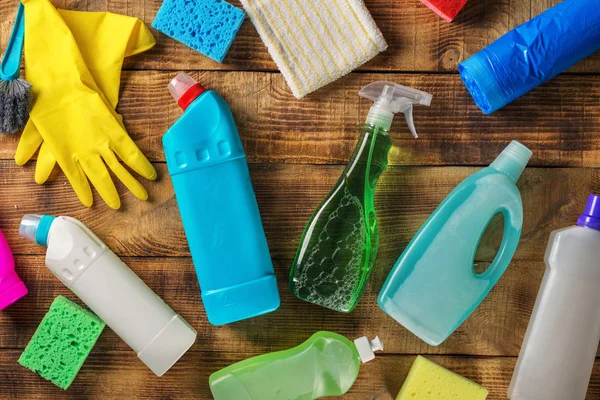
[290,81,432,313]
[378,141,532,345]
[163,72,280,326]
[508,194,600,400]
[209,331,383,400]
[0,228,27,310]
[19,215,197,377]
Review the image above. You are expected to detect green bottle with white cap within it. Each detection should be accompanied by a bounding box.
[290,81,433,313]
[209,331,383,400]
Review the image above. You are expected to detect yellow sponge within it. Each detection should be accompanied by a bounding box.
[396,356,488,400]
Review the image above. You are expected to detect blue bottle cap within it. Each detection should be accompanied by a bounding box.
[578,195,600,231]
[489,141,532,183]
[19,215,56,246]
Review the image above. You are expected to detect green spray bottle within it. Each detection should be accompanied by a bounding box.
[290,82,433,312]
[209,331,383,399]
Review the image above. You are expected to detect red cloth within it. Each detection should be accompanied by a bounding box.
[419,0,468,22]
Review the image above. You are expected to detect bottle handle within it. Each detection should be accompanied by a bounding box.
[476,202,522,282]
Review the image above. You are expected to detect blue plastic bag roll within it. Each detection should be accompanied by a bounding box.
[459,0,600,114]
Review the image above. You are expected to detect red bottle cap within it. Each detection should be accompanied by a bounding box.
[168,73,206,111]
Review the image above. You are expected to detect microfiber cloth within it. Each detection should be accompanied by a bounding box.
[459,0,600,114]
[152,0,245,63]
[240,0,388,98]
[419,0,468,22]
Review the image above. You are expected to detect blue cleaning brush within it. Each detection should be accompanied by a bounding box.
[0,3,31,134]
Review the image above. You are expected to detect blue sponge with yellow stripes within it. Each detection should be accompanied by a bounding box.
[152,0,245,63]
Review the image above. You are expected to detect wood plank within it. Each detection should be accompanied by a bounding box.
[1,350,599,399]
[0,162,597,260]
[1,71,599,167]
[1,1,597,399]
[0,256,547,356]
[2,0,599,73]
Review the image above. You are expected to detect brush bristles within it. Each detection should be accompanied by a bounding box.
[0,78,32,134]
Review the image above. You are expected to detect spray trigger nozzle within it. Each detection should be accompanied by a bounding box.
[359,81,432,138]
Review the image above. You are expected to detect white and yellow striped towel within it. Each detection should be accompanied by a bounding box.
[240,0,388,98]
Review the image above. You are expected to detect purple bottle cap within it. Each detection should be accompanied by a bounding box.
[577,194,600,231]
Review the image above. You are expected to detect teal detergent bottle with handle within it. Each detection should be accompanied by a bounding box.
[209,331,383,400]
[290,81,432,313]
[378,141,532,345]
[163,73,279,326]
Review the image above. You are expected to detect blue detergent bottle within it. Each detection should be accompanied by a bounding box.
[163,72,280,326]
[378,141,532,345]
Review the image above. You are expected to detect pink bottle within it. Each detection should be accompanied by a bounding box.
[0,228,27,310]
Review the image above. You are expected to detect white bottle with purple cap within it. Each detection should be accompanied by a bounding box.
[19,215,197,377]
[509,194,600,400]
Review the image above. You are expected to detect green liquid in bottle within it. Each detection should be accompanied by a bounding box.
[209,332,365,400]
[290,124,392,312]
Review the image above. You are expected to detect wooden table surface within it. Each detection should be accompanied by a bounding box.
[1,0,600,399]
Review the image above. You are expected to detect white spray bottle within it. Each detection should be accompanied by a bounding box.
[19,215,197,376]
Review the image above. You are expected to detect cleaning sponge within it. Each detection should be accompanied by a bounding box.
[18,296,105,390]
[419,0,468,22]
[152,0,245,63]
[396,356,488,400]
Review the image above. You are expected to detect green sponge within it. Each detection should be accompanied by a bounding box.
[18,296,105,389]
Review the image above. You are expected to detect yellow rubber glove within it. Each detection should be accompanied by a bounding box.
[17,9,156,193]
[16,9,156,192]
[16,0,157,209]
